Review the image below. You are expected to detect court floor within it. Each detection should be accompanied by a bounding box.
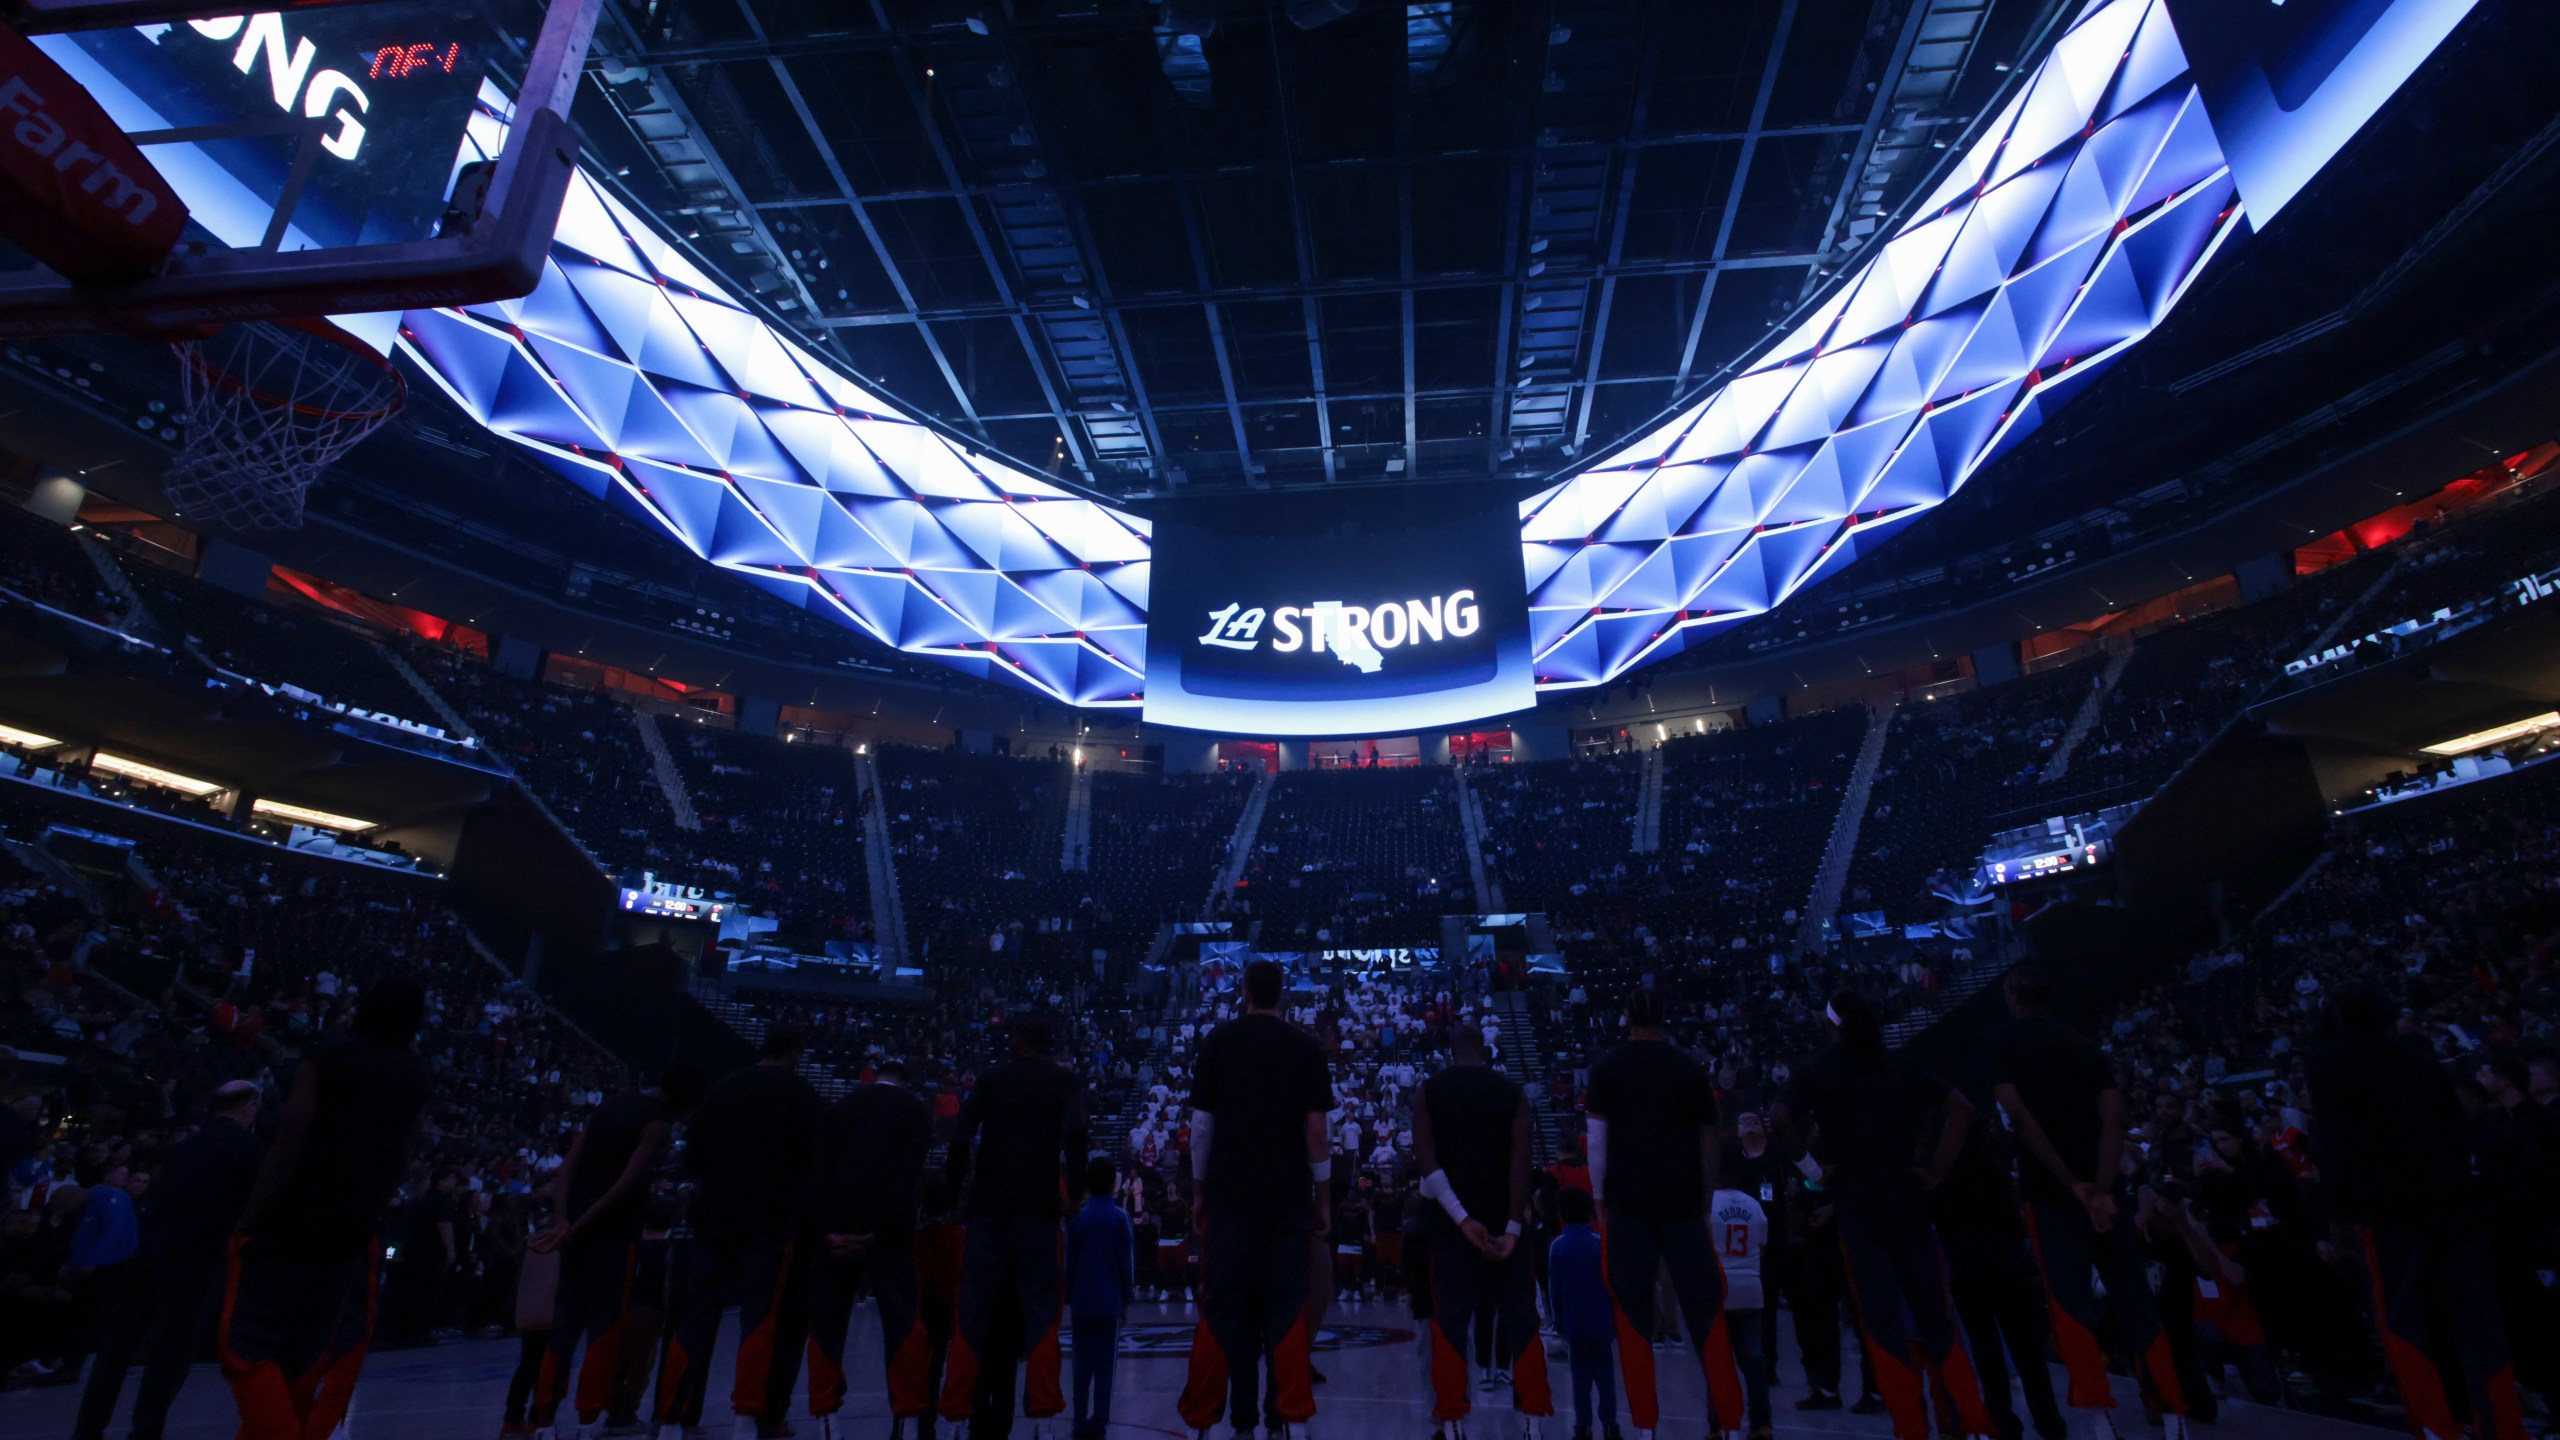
[0,1294,2390,1440]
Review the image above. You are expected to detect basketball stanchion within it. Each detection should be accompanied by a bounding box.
[162,317,405,529]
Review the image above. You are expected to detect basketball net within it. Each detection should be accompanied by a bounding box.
[165,320,405,530]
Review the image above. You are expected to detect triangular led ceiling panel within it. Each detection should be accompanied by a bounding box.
[727,475,828,559]
[707,487,805,569]
[1095,560,1149,610]
[808,497,907,571]
[2047,0,2146,124]
[1523,541,1576,595]
[2126,89,2228,218]
[509,263,616,358]
[392,0,2461,709]
[760,410,900,497]
[550,173,649,278]
[557,261,670,368]
[2104,0,2187,127]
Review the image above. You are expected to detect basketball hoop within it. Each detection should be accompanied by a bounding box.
[164,319,405,530]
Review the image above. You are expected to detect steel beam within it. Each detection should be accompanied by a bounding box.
[1672,0,1801,399]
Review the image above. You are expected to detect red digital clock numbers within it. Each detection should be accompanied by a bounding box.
[367,42,464,80]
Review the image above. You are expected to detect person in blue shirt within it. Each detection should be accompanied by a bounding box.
[1548,1187,1622,1440]
[1066,1155,1135,1440]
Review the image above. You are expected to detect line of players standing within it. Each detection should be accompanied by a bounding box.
[518,957,2538,1440]
[138,955,2537,1440]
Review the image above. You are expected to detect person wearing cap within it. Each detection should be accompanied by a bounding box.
[72,1080,264,1440]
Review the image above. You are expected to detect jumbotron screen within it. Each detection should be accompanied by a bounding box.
[1142,491,1534,736]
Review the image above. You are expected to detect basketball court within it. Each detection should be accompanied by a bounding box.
[0,1293,2398,1440]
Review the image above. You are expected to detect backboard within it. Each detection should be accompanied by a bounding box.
[0,0,595,341]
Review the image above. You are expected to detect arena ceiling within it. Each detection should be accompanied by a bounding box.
[573,0,2069,497]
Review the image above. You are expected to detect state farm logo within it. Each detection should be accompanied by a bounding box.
[1196,591,1481,675]
[0,73,165,225]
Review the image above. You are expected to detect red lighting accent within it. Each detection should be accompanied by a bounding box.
[368,42,463,79]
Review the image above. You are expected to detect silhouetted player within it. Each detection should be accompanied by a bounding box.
[220,979,432,1440]
[658,1026,822,1440]
[1993,974,2185,1440]
[1584,986,1743,1440]
[2309,985,2529,1440]
[1178,958,1332,1440]
[938,1014,1088,1433]
[1415,1025,1551,1437]
[1774,991,1994,1440]
[74,1080,262,1440]
[809,1056,933,1440]
[530,1063,703,1438]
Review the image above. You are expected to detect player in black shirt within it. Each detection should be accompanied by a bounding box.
[527,1063,703,1438]
[1773,990,1994,1440]
[938,1014,1089,1432]
[809,1057,934,1440]
[1583,986,1743,1440]
[1991,974,2186,1440]
[1929,1102,2066,1440]
[73,1080,263,1440]
[2308,986,2529,1440]
[1176,959,1332,1440]
[658,1026,824,1440]
[219,979,432,1440]
[1414,1026,1551,1435]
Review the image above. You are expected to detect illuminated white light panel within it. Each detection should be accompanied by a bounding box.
[1521,0,2236,687]
[394,0,2414,708]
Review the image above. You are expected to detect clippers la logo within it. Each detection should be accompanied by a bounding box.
[1197,591,1481,675]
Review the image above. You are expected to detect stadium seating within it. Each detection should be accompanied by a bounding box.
[1847,660,2095,924]
[0,506,118,623]
[1242,768,1470,946]
[662,719,871,945]
[423,654,684,883]
[1474,754,1642,915]
[119,563,428,720]
[876,746,1080,968]
[1086,769,1253,952]
[2062,558,2383,810]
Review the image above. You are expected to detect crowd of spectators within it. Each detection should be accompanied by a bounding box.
[0,507,120,624]
[0,784,633,1383]
[1114,950,1499,1301]
[1475,754,1642,914]
[1847,660,2095,925]
[2063,559,2381,810]
[663,719,872,947]
[1238,769,1470,946]
[116,562,428,721]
